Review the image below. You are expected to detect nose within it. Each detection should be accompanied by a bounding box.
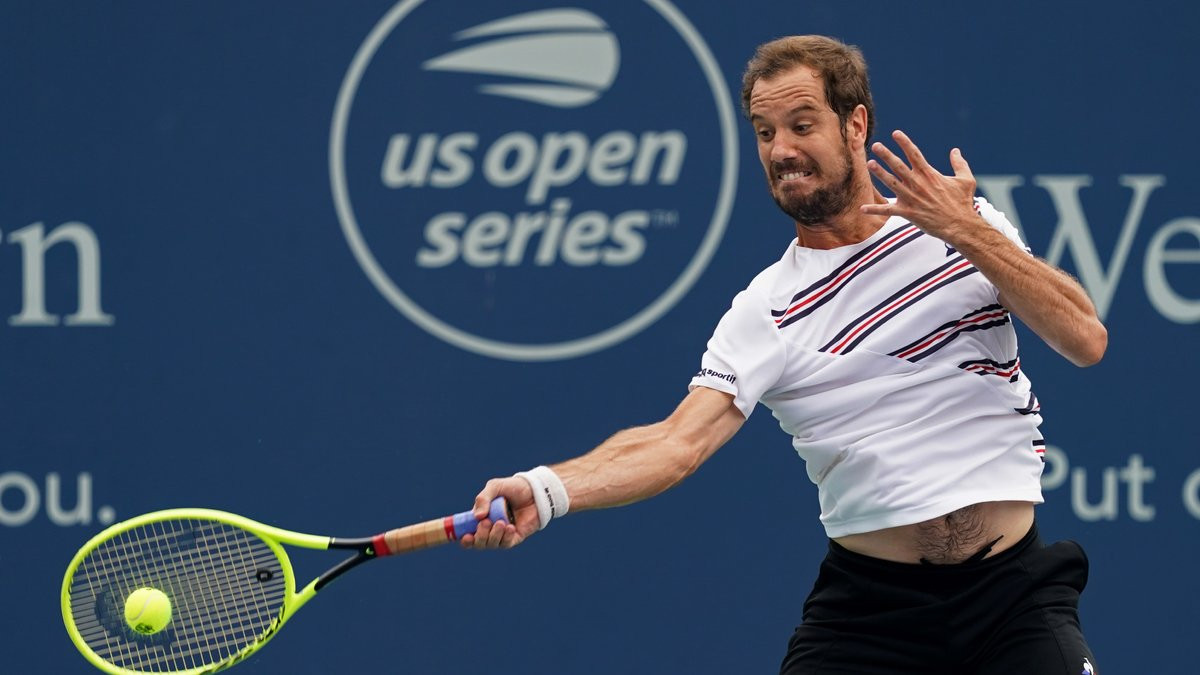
[769,130,800,166]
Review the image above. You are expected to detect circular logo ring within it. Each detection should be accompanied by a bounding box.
[330,0,738,361]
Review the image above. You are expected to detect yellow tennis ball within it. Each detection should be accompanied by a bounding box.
[124,587,172,635]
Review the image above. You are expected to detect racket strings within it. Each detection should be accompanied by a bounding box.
[68,518,287,672]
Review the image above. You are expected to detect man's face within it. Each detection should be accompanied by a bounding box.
[748,65,860,226]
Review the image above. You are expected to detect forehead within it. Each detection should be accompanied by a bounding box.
[748,64,829,117]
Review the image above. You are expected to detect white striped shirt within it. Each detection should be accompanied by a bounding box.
[691,198,1045,537]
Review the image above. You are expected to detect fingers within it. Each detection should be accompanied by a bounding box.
[860,202,897,217]
[890,130,930,171]
[866,157,905,196]
[871,130,948,181]
[869,139,912,182]
[949,147,973,179]
[472,476,518,519]
[463,476,537,550]
[460,518,524,550]
[862,138,979,236]
[871,134,976,202]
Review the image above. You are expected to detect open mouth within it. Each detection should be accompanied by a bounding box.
[778,170,814,182]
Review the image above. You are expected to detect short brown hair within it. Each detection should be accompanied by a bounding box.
[741,35,875,149]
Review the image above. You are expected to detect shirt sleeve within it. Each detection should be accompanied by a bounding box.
[688,287,787,420]
[974,196,1032,253]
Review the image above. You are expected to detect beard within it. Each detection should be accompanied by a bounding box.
[769,143,857,227]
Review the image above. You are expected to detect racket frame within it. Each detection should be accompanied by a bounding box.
[63,499,506,674]
[63,508,349,675]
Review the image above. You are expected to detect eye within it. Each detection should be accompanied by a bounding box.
[794,124,812,134]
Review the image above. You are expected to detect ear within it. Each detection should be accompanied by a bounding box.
[844,104,869,149]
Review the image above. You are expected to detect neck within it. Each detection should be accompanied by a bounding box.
[794,180,890,250]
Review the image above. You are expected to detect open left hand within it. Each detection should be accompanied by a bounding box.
[860,130,981,243]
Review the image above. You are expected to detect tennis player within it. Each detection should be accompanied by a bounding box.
[465,35,1106,674]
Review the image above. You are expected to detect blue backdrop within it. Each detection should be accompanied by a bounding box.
[4,1,1197,673]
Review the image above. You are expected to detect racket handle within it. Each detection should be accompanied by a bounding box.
[373,497,511,556]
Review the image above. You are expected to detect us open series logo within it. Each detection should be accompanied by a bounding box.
[331,0,737,361]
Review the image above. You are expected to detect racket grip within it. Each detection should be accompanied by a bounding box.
[450,496,512,538]
[374,497,511,556]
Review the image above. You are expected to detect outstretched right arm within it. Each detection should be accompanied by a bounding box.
[462,386,745,549]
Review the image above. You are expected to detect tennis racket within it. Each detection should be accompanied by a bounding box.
[61,498,511,674]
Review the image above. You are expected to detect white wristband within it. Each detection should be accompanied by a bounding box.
[514,465,570,530]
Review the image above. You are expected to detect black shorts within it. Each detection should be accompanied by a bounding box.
[780,524,1097,675]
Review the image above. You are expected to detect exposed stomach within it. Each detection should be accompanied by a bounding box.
[833,501,1036,564]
